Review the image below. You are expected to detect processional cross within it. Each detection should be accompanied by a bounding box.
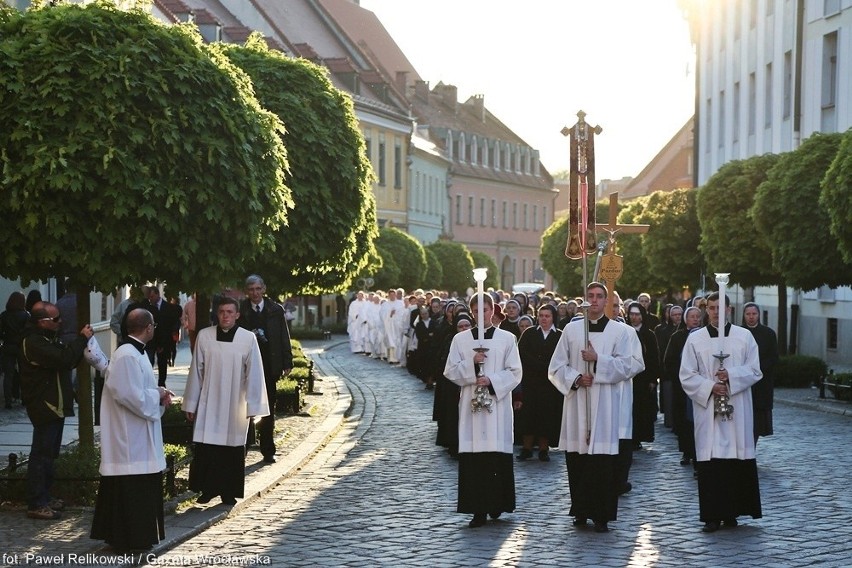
[596,192,649,319]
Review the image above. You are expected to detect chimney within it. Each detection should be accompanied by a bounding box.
[439,84,458,112]
[472,94,485,122]
[395,71,409,95]
[415,80,430,101]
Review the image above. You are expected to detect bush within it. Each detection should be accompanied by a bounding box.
[0,445,102,506]
[828,372,852,401]
[289,326,327,340]
[161,399,186,425]
[775,355,828,388]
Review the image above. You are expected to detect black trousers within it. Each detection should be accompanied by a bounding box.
[247,376,278,458]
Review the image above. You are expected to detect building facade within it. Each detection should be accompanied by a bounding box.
[685,0,852,367]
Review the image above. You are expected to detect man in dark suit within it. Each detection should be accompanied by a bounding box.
[237,274,293,463]
[146,287,182,387]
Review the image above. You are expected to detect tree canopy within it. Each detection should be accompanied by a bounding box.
[639,188,701,293]
[217,35,377,296]
[469,250,499,289]
[0,2,291,292]
[609,197,652,299]
[423,247,443,291]
[821,127,852,264]
[753,132,852,290]
[371,226,426,291]
[697,156,781,288]
[425,240,475,296]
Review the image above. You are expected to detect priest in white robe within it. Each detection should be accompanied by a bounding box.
[444,293,522,528]
[184,297,269,506]
[549,282,644,533]
[91,308,170,551]
[347,291,367,353]
[680,291,762,533]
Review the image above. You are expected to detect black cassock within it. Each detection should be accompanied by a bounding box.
[516,326,563,444]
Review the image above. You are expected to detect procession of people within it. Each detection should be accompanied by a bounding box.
[350,278,770,534]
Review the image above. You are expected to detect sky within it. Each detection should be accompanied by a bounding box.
[358,0,696,182]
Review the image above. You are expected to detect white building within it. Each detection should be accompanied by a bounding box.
[686,0,852,368]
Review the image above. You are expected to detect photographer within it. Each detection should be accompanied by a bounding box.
[237,275,293,464]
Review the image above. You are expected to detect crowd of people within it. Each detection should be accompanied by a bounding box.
[348,282,777,533]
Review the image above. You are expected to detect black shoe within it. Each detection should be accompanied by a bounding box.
[196,493,214,504]
[593,521,609,533]
[262,455,276,464]
[516,449,533,461]
[468,514,487,528]
[572,517,588,527]
[221,496,237,505]
[680,454,691,466]
[538,450,550,462]
[425,383,434,390]
[488,512,501,520]
[618,482,632,495]
[702,521,720,533]
[723,518,738,528]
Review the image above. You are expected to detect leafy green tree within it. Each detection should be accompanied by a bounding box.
[425,240,475,296]
[639,188,702,294]
[0,3,291,448]
[610,197,653,299]
[469,250,499,289]
[370,227,425,290]
[698,156,781,286]
[371,249,401,291]
[697,155,788,352]
[423,248,443,291]
[218,36,377,296]
[821,128,852,264]
[753,133,852,290]
[0,3,290,292]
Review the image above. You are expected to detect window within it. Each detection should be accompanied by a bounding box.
[491,199,497,227]
[765,62,773,128]
[378,133,386,186]
[414,172,420,211]
[827,318,838,350]
[469,138,477,165]
[822,32,837,109]
[733,82,740,142]
[748,73,756,135]
[533,205,538,231]
[480,198,486,226]
[824,0,840,16]
[455,195,461,224]
[459,133,466,162]
[749,0,757,28]
[523,203,529,230]
[393,139,402,189]
[512,203,518,229]
[502,201,508,228]
[468,196,474,225]
[543,206,548,228]
[719,90,726,147]
[783,50,792,119]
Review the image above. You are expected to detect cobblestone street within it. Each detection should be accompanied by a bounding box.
[148,343,851,568]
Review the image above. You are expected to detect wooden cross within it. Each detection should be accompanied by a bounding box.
[595,192,649,318]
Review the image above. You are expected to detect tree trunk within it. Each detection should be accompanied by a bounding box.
[76,286,94,449]
[777,281,789,356]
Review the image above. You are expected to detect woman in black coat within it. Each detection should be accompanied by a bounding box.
[626,302,660,447]
[664,306,703,466]
[515,304,563,462]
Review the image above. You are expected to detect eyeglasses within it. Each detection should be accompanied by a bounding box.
[39,316,61,323]
[149,322,158,329]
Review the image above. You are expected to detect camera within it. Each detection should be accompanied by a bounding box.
[253,328,268,344]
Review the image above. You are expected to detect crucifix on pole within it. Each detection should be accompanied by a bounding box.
[596,192,649,318]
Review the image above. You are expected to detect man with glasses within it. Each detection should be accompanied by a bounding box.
[19,302,93,520]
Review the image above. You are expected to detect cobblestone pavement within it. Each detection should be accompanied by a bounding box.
[147,343,851,568]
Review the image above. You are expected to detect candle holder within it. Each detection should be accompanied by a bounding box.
[712,352,733,421]
[471,348,493,413]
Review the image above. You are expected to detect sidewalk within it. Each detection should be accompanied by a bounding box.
[0,338,352,563]
[0,338,848,563]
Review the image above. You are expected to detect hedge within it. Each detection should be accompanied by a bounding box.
[774,354,828,388]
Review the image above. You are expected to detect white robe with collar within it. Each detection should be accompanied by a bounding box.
[444,327,522,454]
[548,317,644,455]
[99,342,166,476]
[679,324,762,462]
[184,326,269,447]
